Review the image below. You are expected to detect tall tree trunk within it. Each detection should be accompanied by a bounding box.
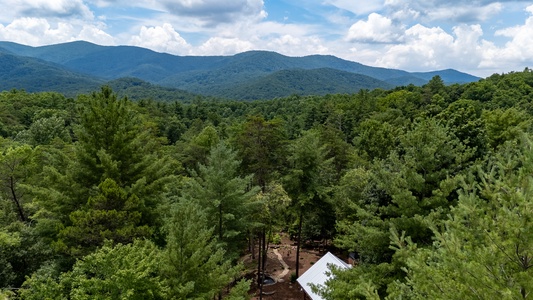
[10,176,25,222]
[258,230,263,300]
[262,228,267,273]
[295,208,303,277]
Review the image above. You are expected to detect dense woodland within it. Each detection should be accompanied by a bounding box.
[1,69,533,299]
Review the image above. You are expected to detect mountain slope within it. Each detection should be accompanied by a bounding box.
[0,52,103,96]
[0,41,481,99]
[107,77,200,102]
[215,68,393,100]
[412,69,481,84]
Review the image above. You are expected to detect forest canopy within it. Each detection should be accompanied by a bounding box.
[1,69,533,299]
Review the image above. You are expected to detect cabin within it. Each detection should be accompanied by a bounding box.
[297,252,351,300]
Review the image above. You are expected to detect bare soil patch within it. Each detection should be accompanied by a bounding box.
[243,233,341,300]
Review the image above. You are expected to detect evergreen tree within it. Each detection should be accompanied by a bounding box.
[58,179,152,257]
[284,130,333,276]
[21,240,165,300]
[389,137,533,299]
[182,140,260,259]
[31,86,174,259]
[234,116,287,190]
[162,200,246,299]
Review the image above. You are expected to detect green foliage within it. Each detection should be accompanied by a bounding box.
[270,233,282,245]
[390,137,533,299]
[217,68,393,100]
[0,41,479,100]
[483,107,531,149]
[15,115,70,146]
[58,179,152,257]
[225,279,251,300]
[22,240,165,300]
[162,200,242,299]
[178,124,220,173]
[182,141,260,258]
[436,99,486,158]
[74,86,153,188]
[0,143,36,222]
[290,272,297,283]
[0,65,532,299]
[234,116,287,189]
[0,52,102,97]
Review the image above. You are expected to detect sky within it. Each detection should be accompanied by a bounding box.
[0,1,532,77]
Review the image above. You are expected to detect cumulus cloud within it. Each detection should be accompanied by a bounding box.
[324,0,384,15]
[384,0,503,23]
[346,13,405,43]
[481,4,533,67]
[197,37,254,55]
[265,35,328,56]
[0,17,114,46]
[374,24,485,71]
[161,0,266,25]
[77,24,115,45]
[426,3,502,23]
[1,0,93,21]
[129,23,191,55]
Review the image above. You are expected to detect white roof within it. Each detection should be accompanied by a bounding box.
[297,252,351,300]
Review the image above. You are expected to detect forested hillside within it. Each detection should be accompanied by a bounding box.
[1,69,533,299]
[0,41,480,100]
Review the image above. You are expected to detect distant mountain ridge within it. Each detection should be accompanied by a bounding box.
[0,41,481,100]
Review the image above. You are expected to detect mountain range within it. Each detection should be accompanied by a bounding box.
[0,40,481,100]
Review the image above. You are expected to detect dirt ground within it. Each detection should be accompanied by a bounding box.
[243,233,344,300]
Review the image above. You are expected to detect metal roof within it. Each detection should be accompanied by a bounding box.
[296,252,351,300]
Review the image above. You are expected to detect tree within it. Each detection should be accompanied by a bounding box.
[182,141,260,259]
[73,86,172,195]
[162,200,247,299]
[332,119,473,296]
[178,124,219,174]
[483,107,531,149]
[0,144,35,222]
[234,116,287,191]
[253,182,290,296]
[57,179,152,257]
[389,137,533,299]
[15,115,70,146]
[21,240,165,300]
[31,86,174,258]
[284,130,333,277]
[436,99,486,159]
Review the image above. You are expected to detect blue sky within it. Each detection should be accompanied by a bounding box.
[0,0,532,77]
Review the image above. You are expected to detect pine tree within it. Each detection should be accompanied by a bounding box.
[58,179,152,257]
[389,137,533,299]
[21,240,165,300]
[162,200,245,299]
[284,130,333,277]
[31,86,174,258]
[182,141,260,259]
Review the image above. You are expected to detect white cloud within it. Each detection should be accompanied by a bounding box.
[375,24,485,71]
[481,4,533,67]
[160,0,266,25]
[265,35,328,56]
[1,0,93,21]
[0,17,114,47]
[324,0,384,15]
[346,13,405,43]
[426,2,502,22]
[384,0,503,23]
[129,23,191,55]
[77,24,115,45]
[197,37,254,55]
